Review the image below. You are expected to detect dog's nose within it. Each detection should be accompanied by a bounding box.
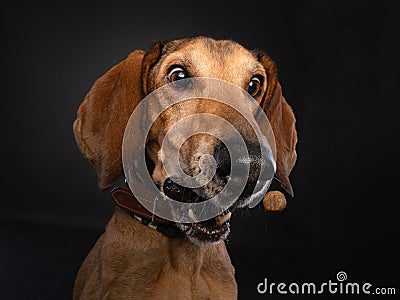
[213,140,275,196]
[214,142,231,178]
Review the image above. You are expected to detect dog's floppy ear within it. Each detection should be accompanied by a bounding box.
[258,53,298,197]
[73,44,163,190]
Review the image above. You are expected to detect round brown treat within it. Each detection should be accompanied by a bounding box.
[263,191,287,211]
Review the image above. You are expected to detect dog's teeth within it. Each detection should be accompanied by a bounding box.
[216,212,232,225]
[188,209,198,222]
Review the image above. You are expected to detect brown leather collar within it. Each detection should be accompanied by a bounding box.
[111,187,184,238]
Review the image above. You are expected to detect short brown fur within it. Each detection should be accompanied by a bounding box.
[73,37,297,299]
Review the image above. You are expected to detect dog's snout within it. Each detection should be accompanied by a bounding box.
[214,142,231,178]
[213,140,275,196]
[214,141,269,177]
[243,142,263,181]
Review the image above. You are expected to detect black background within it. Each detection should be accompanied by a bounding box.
[1,1,399,299]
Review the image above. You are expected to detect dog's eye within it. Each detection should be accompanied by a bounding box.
[168,66,189,83]
[248,76,262,97]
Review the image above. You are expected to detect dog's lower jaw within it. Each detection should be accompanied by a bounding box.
[179,193,266,246]
[177,222,231,246]
[160,175,271,245]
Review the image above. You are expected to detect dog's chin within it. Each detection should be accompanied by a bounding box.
[176,195,258,245]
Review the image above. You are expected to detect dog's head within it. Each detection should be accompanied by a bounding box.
[73,37,297,244]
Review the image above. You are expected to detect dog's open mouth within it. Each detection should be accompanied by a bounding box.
[184,210,232,244]
[162,178,234,244]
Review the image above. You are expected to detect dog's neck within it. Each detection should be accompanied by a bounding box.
[113,206,225,276]
[111,186,232,276]
[167,238,209,274]
[111,187,216,272]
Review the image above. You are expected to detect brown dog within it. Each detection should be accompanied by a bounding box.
[73,37,297,299]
